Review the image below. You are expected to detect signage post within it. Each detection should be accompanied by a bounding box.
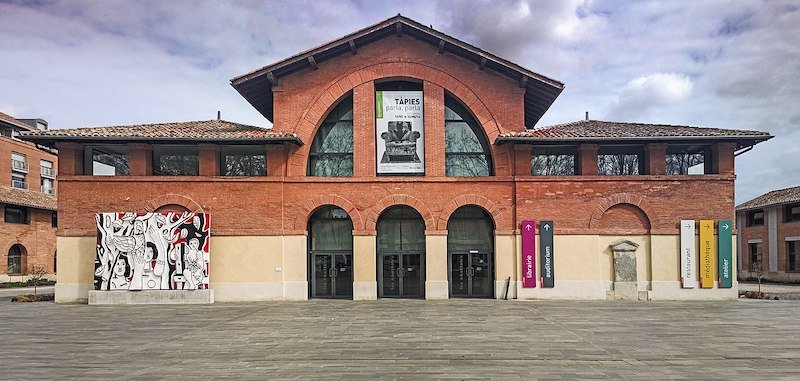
[521,220,537,288]
[680,220,696,288]
[699,220,716,289]
[718,219,733,288]
[539,220,554,288]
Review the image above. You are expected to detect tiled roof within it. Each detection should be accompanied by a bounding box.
[736,186,800,211]
[230,14,563,128]
[0,112,35,131]
[20,119,302,146]
[0,185,57,211]
[496,120,772,146]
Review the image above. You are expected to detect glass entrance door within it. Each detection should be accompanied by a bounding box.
[312,252,353,299]
[447,206,495,298]
[308,206,354,300]
[376,205,427,299]
[449,252,493,298]
[380,252,424,298]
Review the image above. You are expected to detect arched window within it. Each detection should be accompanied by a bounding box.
[155,204,191,214]
[308,95,353,177]
[445,94,493,176]
[7,244,25,274]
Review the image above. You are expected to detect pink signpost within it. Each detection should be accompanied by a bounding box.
[521,220,537,288]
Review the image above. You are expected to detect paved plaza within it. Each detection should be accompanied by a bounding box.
[2,299,800,380]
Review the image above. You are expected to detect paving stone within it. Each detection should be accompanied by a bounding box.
[1,299,800,379]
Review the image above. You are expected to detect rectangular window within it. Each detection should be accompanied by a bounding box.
[84,145,130,176]
[40,159,55,178]
[666,146,708,175]
[40,177,55,195]
[784,204,800,222]
[749,242,763,271]
[747,210,764,226]
[51,211,58,228]
[531,146,576,176]
[5,206,28,224]
[154,146,199,176]
[11,173,27,190]
[220,146,267,176]
[787,241,799,272]
[11,152,27,173]
[598,146,642,175]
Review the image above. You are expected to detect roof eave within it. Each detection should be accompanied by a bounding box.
[19,135,304,147]
[494,135,774,146]
[231,15,565,126]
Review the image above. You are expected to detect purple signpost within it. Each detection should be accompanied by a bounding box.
[522,220,537,288]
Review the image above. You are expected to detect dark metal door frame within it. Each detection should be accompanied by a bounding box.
[448,251,494,298]
[310,250,353,299]
[378,250,425,299]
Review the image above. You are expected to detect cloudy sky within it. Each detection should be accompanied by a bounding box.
[0,0,797,203]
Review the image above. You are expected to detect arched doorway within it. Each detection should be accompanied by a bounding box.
[447,206,494,298]
[377,205,425,298]
[7,244,26,275]
[308,206,354,299]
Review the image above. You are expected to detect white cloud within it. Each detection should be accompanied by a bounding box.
[607,73,694,120]
[0,0,796,203]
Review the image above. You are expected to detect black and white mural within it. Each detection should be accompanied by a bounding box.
[94,212,211,291]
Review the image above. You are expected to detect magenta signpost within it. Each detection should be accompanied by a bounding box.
[521,220,537,288]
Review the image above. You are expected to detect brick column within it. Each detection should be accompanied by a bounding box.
[353,81,375,177]
[644,143,668,175]
[513,144,531,176]
[712,142,736,175]
[54,142,83,175]
[577,143,599,175]
[128,143,153,176]
[424,81,445,177]
[198,143,220,176]
[266,144,286,177]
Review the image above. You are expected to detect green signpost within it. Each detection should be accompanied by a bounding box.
[718,219,733,288]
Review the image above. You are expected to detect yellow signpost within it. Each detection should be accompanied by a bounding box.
[699,220,716,288]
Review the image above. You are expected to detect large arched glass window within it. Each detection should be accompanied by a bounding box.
[308,95,353,177]
[7,244,24,274]
[445,94,493,176]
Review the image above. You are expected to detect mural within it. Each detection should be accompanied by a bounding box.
[94,212,210,291]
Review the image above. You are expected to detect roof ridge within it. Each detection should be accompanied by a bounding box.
[22,119,273,135]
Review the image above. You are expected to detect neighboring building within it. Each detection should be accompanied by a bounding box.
[736,186,800,282]
[0,112,58,281]
[21,15,771,303]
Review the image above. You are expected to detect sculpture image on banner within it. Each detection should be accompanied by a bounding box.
[376,90,424,174]
[94,212,211,291]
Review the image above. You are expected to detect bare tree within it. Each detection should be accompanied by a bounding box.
[27,264,49,300]
[751,259,765,298]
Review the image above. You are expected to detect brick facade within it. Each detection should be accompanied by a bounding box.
[0,135,58,278]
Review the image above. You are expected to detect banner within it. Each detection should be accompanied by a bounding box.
[375,90,425,174]
[699,219,716,288]
[680,220,696,288]
[521,220,536,288]
[539,220,554,288]
[718,219,733,288]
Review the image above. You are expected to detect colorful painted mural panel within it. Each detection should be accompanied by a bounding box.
[94,212,211,291]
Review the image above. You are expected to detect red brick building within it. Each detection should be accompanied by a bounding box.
[0,112,58,281]
[737,186,800,282]
[23,16,771,303]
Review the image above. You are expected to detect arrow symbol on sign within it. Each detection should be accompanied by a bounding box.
[543,224,550,231]
[722,223,729,230]
[684,224,691,229]
[525,224,532,231]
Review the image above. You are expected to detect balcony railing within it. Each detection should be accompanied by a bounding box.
[41,166,56,178]
[12,180,28,190]
[12,159,28,173]
[41,186,56,195]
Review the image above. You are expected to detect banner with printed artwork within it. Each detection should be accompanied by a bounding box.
[376,90,425,174]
